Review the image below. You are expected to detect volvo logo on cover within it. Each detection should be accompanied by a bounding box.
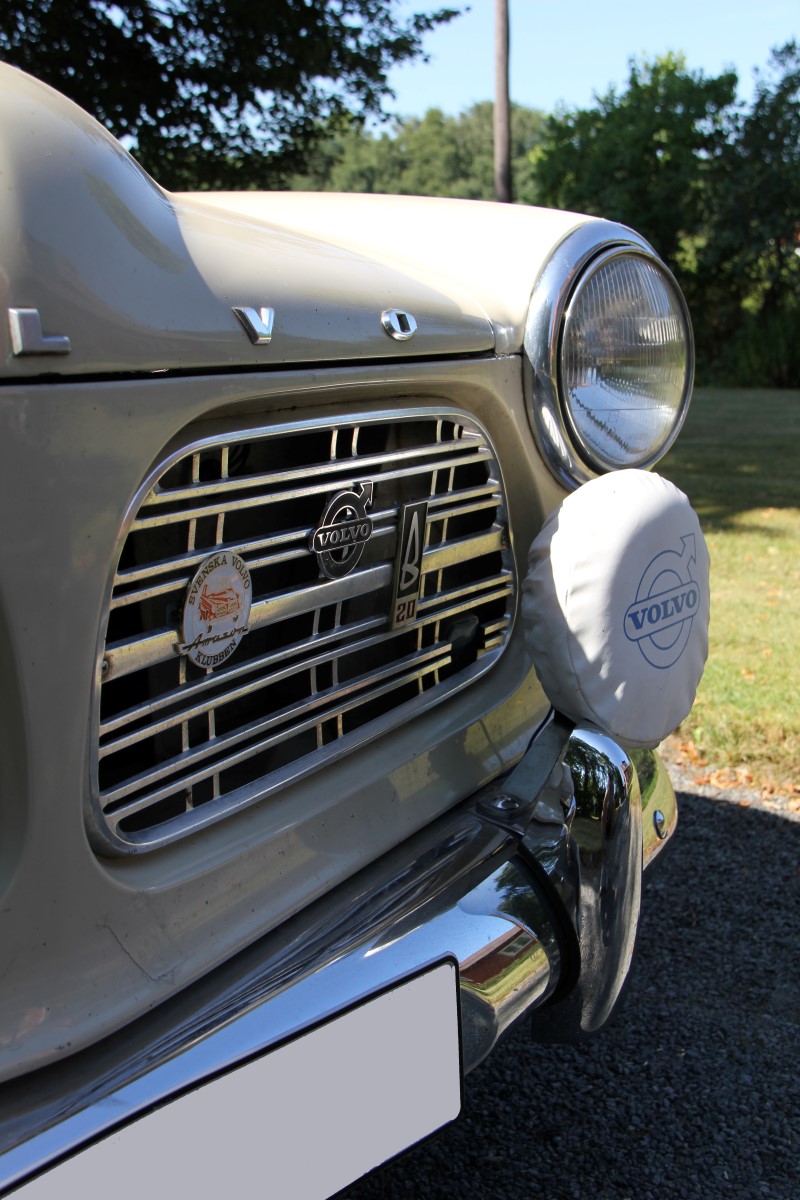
[391,501,429,628]
[623,534,701,669]
[180,552,252,669]
[311,482,374,580]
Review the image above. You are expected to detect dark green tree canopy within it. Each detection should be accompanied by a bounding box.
[532,53,738,264]
[531,47,800,386]
[705,43,800,305]
[0,0,458,187]
[292,102,546,203]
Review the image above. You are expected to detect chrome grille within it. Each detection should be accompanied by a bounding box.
[92,411,514,852]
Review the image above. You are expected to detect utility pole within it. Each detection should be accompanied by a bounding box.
[494,0,512,202]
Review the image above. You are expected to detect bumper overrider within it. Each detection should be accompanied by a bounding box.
[0,717,675,1198]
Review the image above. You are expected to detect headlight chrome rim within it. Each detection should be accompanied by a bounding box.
[524,221,694,489]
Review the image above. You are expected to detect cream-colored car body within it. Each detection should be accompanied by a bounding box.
[1,66,592,378]
[0,63,686,1198]
[0,63,572,1072]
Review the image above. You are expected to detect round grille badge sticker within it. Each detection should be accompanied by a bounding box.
[181,552,252,669]
[623,534,701,669]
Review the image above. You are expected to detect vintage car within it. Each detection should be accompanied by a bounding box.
[0,65,709,1198]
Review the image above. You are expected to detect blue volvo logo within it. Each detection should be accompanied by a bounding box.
[623,535,701,669]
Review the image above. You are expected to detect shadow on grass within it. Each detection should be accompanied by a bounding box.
[660,388,800,533]
[343,794,800,1200]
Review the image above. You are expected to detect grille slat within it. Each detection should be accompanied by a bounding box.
[134,449,492,531]
[91,411,514,851]
[102,654,450,826]
[103,527,506,681]
[99,614,389,738]
[114,484,499,592]
[101,642,454,810]
[99,576,512,757]
[144,435,486,507]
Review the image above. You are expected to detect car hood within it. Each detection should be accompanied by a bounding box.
[0,65,589,379]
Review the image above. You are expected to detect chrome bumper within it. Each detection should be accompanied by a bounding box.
[0,719,676,1195]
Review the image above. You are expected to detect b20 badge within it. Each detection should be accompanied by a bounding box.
[391,501,428,629]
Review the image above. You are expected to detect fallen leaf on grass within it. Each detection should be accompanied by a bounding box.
[677,739,707,766]
[710,769,737,789]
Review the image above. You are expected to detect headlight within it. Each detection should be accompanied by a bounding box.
[560,249,692,471]
[525,225,694,487]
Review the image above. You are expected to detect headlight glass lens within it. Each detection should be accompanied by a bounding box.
[560,251,692,471]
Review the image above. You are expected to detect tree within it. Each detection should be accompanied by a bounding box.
[291,102,546,202]
[0,0,459,188]
[698,42,800,385]
[532,54,737,265]
[705,44,800,315]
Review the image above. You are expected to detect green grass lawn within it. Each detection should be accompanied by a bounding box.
[659,388,800,797]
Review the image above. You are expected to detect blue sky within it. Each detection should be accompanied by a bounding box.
[384,0,799,118]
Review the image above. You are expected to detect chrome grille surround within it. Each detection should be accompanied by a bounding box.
[90,409,515,853]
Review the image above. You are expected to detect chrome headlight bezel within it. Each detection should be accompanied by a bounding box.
[524,222,694,489]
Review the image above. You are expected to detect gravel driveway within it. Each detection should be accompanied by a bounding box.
[343,789,800,1200]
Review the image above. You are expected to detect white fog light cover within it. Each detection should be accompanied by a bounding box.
[523,471,709,749]
[560,250,692,471]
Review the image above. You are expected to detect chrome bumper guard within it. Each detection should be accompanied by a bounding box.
[0,719,676,1195]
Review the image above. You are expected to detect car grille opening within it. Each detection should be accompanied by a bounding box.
[91,410,515,851]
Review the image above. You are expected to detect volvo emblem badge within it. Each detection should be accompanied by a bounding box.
[391,501,428,628]
[180,552,252,669]
[311,482,374,580]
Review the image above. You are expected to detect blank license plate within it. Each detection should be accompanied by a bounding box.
[17,960,462,1200]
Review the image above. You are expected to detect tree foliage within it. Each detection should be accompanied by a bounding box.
[702,50,800,307]
[292,102,546,203]
[532,47,800,386]
[0,0,458,187]
[532,53,737,264]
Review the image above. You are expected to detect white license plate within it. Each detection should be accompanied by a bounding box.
[17,960,462,1200]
